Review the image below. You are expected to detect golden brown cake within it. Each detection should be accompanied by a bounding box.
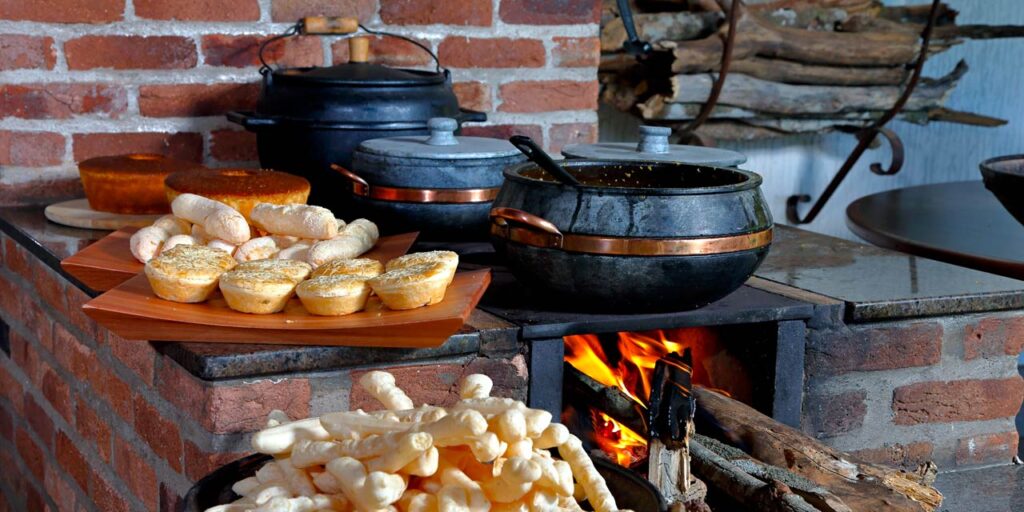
[311,258,384,279]
[164,168,310,221]
[369,262,451,310]
[236,259,312,282]
[144,245,237,303]
[296,275,372,316]
[219,269,298,314]
[78,154,204,214]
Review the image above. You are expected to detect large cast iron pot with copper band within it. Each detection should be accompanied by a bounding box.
[490,160,773,312]
[332,118,525,241]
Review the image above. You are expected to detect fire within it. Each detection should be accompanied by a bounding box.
[564,327,717,466]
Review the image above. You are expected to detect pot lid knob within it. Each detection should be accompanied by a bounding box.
[637,125,672,154]
[425,117,459,146]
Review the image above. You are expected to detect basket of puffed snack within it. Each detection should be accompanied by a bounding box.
[184,372,663,512]
[134,193,462,315]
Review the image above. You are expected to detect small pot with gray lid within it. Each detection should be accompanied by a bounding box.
[332,118,526,241]
[562,125,747,167]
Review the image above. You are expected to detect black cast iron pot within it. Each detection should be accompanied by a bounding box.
[980,154,1024,227]
[228,37,485,215]
[490,160,773,313]
[182,453,667,512]
[333,118,526,241]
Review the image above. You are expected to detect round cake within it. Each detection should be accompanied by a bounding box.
[78,154,204,214]
[164,168,310,221]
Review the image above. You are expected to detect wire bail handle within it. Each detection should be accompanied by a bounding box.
[259,16,444,75]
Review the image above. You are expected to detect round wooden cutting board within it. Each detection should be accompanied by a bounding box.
[45,198,163,230]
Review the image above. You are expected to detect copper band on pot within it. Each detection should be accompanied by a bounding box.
[331,164,499,204]
[490,207,772,256]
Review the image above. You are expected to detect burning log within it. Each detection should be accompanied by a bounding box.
[693,387,943,512]
[563,362,647,435]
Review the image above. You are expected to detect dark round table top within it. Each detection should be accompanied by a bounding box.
[846,181,1024,280]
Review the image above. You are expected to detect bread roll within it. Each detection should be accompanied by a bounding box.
[296,276,371,316]
[307,219,379,267]
[386,251,458,283]
[219,270,298,314]
[277,242,311,262]
[236,259,312,283]
[369,262,451,310]
[311,258,384,279]
[235,236,280,262]
[250,203,337,240]
[170,193,250,244]
[129,225,169,263]
[144,245,236,303]
[161,234,197,254]
[152,215,190,236]
[206,239,237,255]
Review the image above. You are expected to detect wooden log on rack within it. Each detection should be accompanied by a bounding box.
[726,57,907,86]
[690,439,822,512]
[646,60,967,117]
[693,386,943,512]
[602,11,722,51]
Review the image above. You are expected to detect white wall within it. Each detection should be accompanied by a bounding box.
[601,0,1024,240]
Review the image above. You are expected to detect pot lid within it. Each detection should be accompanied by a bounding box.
[562,125,747,166]
[273,62,446,86]
[358,118,521,160]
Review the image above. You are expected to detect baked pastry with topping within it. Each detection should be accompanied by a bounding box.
[386,251,458,285]
[79,153,203,214]
[164,168,310,221]
[235,259,312,283]
[296,276,372,316]
[219,269,299,314]
[144,245,237,303]
[311,258,384,279]
[369,262,451,310]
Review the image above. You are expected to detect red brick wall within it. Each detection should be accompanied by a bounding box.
[802,317,1024,470]
[0,231,528,511]
[0,0,601,205]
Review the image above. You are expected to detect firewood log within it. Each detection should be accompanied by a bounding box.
[726,57,907,86]
[693,386,943,512]
[602,12,721,51]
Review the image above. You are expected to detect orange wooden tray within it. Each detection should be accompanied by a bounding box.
[83,269,491,348]
[60,228,419,292]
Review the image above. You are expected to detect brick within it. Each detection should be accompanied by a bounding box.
[0,83,126,119]
[184,440,247,482]
[0,35,55,70]
[133,395,182,472]
[72,132,204,163]
[76,400,111,463]
[114,436,158,509]
[955,431,1019,466]
[549,122,597,154]
[53,322,93,379]
[552,37,600,67]
[0,0,122,23]
[65,36,196,71]
[106,332,155,384]
[138,83,260,118]
[160,482,183,512]
[89,469,129,512]
[135,0,259,21]
[202,34,323,68]
[15,428,44,481]
[807,322,943,377]
[0,177,82,207]
[438,37,544,68]
[45,466,76,512]
[499,0,600,25]
[24,485,43,512]
[0,402,10,442]
[802,390,866,438]
[23,394,54,448]
[41,369,71,423]
[331,35,433,67]
[452,82,491,113]
[90,365,133,424]
[210,129,258,162]
[381,0,491,26]
[56,431,88,491]
[0,360,25,416]
[964,316,1024,360]
[21,301,53,354]
[498,81,599,112]
[31,266,66,317]
[12,334,45,389]
[272,0,377,22]
[893,377,1024,425]
[460,124,543,143]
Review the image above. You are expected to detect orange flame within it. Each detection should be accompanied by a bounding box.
[565,328,718,467]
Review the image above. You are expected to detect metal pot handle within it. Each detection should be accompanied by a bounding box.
[226,110,277,129]
[616,0,651,57]
[330,164,370,196]
[489,207,563,248]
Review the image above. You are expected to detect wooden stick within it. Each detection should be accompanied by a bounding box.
[690,440,821,512]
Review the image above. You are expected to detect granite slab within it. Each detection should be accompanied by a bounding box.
[756,226,1024,322]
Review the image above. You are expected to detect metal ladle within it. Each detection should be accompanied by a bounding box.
[509,135,581,186]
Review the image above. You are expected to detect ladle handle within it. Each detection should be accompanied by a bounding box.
[508,135,580,186]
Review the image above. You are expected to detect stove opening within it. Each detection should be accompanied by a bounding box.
[562,323,779,468]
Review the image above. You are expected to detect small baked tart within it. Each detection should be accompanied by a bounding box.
[369,262,451,310]
[219,269,298,314]
[236,258,312,283]
[296,275,371,316]
[386,251,459,285]
[145,245,237,303]
[311,258,384,279]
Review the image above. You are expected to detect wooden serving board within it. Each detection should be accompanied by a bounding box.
[83,269,491,348]
[61,229,419,292]
[45,198,163,230]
